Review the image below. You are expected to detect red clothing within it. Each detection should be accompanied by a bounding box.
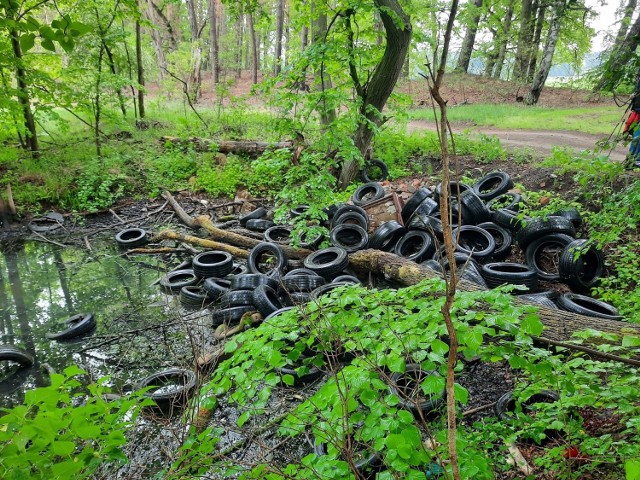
[624,111,640,134]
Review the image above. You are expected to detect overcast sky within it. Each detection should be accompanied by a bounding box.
[588,0,625,51]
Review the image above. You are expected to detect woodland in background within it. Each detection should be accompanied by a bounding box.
[1,0,638,176]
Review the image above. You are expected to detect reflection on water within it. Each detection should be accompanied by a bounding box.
[0,239,202,408]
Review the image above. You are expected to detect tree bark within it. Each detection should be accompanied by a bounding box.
[185,0,203,99]
[338,0,412,189]
[235,13,243,79]
[248,12,259,84]
[525,0,564,105]
[149,0,178,49]
[274,0,285,75]
[455,0,484,73]
[9,28,39,159]
[312,6,337,128]
[493,0,515,79]
[614,0,638,49]
[301,25,309,52]
[512,0,534,81]
[348,249,640,342]
[209,0,220,84]
[159,136,294,155]
[136,13,145,118]
[525,1,547,81]
[595,12,640,91]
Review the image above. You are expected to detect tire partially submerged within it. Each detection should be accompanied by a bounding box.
[136,368,197,413]
[46,313,97,341]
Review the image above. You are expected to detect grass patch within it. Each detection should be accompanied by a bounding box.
[408,104,621,135]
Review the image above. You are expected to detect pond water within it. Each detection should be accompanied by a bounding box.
[0,238,210,408]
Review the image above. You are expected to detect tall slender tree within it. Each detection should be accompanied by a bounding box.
[513,0,535,81]
[455,0,484,73]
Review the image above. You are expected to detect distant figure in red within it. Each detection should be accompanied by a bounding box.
[623,82,640,169]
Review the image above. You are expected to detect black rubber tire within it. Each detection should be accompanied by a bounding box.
[330,224,368,253]
[517,293,558,309]
[559,239,605,292]
[554,208,582,228]
[456,190,491,224]
[239,207,267,227]
[230,274,279,291]
[421,259,443,273]
[309,282,352,300]
[368,221,405,251]
[437,252,487,288]
[495,390,560,421]
[202,278,231,301]
[390,364,446,415]
[297,230,325,249]
[394,230,435,262]
[220,289,254,307]
[179,286,210,309]
[284,268,319,278]
[211,306,255,327]
[314,438,381,473]
[524,233,575,281]
[434,181,471,200]
[263,306,295,322]
[252,284,283,317]
[487,192,522,212]
[28,212,64,233]
[135,368,197,412]
[248,242,288,276]
[557,293,621,320]
[264,225,293,244]
[361,159,389,183]
[453,225,496,260]
[303,247,349,279]
[245,219,275,232]
[281,275,327,293]
[192,251,234,278]
[352,182,385,206]
[516,216,576,251]
[472,171,514,201]
[407,214,444,239]
[332,274,361,284]
[481,262,538,291]
[115,228,148,248]
[401,187,433,224]
[492,209,525,231]
[290,205,310,217]
[0,345,35,367]
[159,269,199,294]
[46,313,97,340]
[228,263,249,277]
[282,292,311,306]
[408,197,439,223]
[476,222,513,261]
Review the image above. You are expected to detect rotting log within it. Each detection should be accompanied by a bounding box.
[159,136,294,156]
[153,230,250,258]
[349,249,640,343]
[161,191,313,260]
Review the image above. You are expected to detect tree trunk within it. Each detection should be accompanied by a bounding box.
[312,7,337,127]
[159,136,294,155]
[525,1,547,82]
[185,0,202,99]
[614,0,638,49]
[248,12,259,84]
[301,25,309,51]
[9,28,39,159]
[493,0,515,79]
[512,0,534,81]
[525,0,564,105]
[455,0,484,73]
[136,15,145,118]
[149,0,178,49]
[235,13,243,79]
[338,0,412,189]
[103,43,127,116]
[284,0,290,67]
[483,29,498,76]
[209,0,220,84]
[595,13,640,91]
[274,0,285,75]
[348,249,640,342]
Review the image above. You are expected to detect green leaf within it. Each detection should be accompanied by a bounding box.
[39,25,55,40]
[454,383,469,404]
[521,313,543,336]
[19,33,35,52]
[622,336,640,347]
[52,440,75,456]
[237,411,250,427]
[281,374,295,386]
[69,21,91,36]
[431,338,449,355]
[58,36,74,53]
[41,38,55,52]
[626,459,640,480]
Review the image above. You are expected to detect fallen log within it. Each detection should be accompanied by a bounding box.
[152,230,249,258]
[161,191,313,259]
[160,136,294,156]
[349,249,640,344]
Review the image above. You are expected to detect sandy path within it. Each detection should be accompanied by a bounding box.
[407,120,627,162]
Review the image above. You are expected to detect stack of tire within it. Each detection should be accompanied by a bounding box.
[364,171,621,321]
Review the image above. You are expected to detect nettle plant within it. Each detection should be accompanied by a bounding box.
[165,279,640,479]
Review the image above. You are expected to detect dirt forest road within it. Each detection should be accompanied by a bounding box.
[407,119,628,162]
